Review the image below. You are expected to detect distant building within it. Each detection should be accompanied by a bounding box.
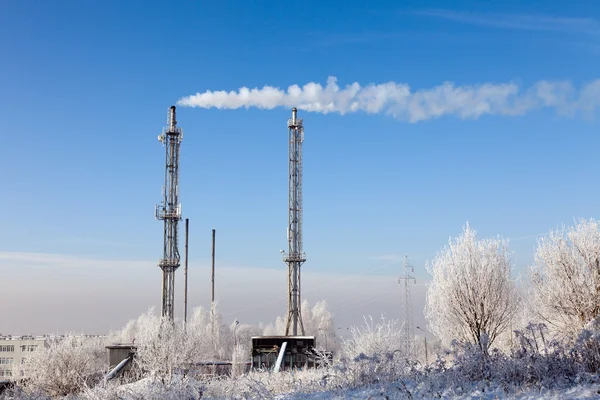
[0,336,47,379]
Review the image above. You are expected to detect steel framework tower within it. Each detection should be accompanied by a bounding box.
[398,255,416,357]
[282,107,306,336]
[155,106,183,320]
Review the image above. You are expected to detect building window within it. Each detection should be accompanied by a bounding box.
[20,345,37,352]
[0,345,14,352]
[0,357,13,365]
[0,369,12,377]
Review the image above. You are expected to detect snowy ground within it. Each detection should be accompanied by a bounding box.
[78,376,600,400]
[273,384,600,400]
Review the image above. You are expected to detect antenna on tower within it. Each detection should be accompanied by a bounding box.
[398,255,416,358]
[282,107,306,336]
[155,105,183,320]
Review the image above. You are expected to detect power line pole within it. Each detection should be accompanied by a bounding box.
[398,255,416,358]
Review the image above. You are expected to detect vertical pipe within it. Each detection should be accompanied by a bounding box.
[169,106,177,131]
[184,218,189,324]
[210,229,216,356]
[211,229,216,303]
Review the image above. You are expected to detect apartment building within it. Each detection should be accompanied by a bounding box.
[0,336,47,379]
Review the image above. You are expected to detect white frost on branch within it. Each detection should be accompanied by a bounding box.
[19,335,106,398]
[110,306,232,382]
[340,316,406,360]
[425,223,520,351]
[177,76,599,122]
[530,218,600,336]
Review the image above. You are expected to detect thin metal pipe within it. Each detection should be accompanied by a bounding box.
[184,218,189,324]
[211,229,215,304]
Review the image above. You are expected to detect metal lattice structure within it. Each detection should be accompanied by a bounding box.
[398,255,416,357]
[282,108,306,336]
[155,106,183,320]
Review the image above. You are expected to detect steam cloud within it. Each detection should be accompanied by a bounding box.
[178,76,600,122]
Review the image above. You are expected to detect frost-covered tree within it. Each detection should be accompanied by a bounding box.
[112,308,210,382]
[227,320,262,376]
[303,300,335,351]
[530,218,600,335]
[262,315,286,336]
[186,303,229,359]
[425,224,520,351]
[19,335,106,397]
[262,300,336,351]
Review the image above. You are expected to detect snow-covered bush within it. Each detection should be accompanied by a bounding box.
[341,316,405,360]
[419,322,586,397]
[509,323,579,388]
[202,367,337,399]
[80,375,205,400]
[425,223,521,352]
[18,335,106,398]
[573,316,600,374]
[333,316,411,388]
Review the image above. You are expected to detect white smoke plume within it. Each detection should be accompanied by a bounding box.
[177,76,600,122]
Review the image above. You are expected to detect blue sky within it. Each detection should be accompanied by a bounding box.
[1,0,599,334]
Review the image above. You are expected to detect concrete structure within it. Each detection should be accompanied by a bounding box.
[106,343,136,370]
[106,343,136,380]
[0,336,47,379]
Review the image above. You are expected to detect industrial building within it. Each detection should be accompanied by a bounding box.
[251,336,318,370]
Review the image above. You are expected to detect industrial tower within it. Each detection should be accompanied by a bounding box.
[282,108,306,336]
[155,106,183,320]
[398,255,416,357]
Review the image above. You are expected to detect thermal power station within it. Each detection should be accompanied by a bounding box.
[156,106,183,320]
[282,107,306,336]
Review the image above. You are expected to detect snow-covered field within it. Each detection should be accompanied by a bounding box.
[276,383,600,400]
[50,374,600,400]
